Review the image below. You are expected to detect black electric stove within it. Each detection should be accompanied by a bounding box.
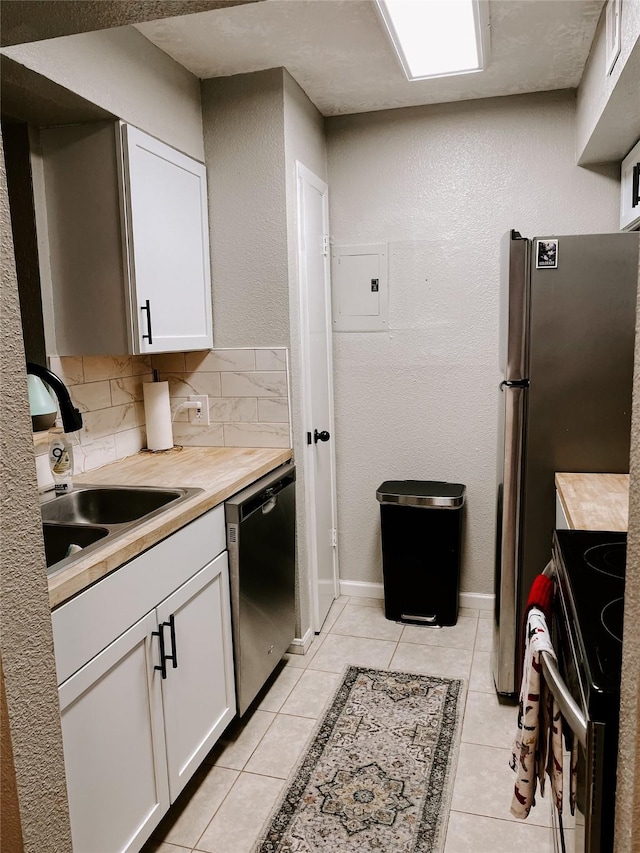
[552,529,626,853]
[553,529,626,721]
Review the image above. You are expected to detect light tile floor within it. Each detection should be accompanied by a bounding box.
[143,597,555,853]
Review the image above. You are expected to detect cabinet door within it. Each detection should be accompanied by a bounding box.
[58,611,169,853]
[121,124,213,353]
[157,551,236,801]
[620,140,640,232]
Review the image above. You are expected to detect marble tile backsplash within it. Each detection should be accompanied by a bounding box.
[34,349,291,488]
[34,354,152,488]
[158,348,291,450]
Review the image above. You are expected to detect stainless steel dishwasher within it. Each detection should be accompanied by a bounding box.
[225,463,296,716]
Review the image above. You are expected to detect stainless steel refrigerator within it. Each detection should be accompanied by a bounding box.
[492,230,640,696]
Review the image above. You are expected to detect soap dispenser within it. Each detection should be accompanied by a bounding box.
[48,427,74,494]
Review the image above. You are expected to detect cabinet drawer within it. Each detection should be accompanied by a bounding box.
[53,504,225,684]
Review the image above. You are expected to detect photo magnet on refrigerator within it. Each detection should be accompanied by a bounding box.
[535,239,559,269]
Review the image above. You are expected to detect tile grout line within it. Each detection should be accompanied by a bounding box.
[214,709,281,773]
[449,743,554,830]
[258,667,304,714]
[188,766,245,853]
[448,806,553,829]
[190,768,288,853]
[388,631,401,669]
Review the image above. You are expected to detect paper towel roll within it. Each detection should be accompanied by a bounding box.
[143,381,173,451]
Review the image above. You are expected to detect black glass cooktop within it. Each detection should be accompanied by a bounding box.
[553,529,626,705]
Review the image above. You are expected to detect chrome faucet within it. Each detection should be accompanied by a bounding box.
[26,362,83,432]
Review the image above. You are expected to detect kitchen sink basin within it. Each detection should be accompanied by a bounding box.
[43,522,109,570]
[41,486,191,525]
[41,484,203,575]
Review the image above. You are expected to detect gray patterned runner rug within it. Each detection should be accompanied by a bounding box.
[254,666,465,853]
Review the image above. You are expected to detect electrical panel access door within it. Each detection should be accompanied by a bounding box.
[331,244,388,332]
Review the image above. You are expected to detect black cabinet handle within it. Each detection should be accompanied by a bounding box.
[153,624,167,679]
[153,615,178,679]
[632,163,640,209]
[314,429,330,443]
[166,614,178,670]
[141,299,153,344]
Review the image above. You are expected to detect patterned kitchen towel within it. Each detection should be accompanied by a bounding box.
[525,571,554,624]
[510,607,563,819]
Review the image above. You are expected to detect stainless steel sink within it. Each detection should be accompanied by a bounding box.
[41,484,203,575]
[41,486,191,525]
[43,522,109,569]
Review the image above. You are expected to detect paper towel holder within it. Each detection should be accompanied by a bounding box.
[142,378,175,451]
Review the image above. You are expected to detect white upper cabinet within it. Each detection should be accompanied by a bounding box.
[38,121,213,355]
[620,139,640,232]
[120,125,212,353]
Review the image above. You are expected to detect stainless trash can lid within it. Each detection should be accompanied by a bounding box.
[376,480,466,508]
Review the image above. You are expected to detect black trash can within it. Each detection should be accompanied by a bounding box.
[376,480,466,627]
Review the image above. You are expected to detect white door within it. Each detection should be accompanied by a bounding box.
[296,162,339,631]
[121,123,213,353]
[58,611,169,853]
[158,553,236,801]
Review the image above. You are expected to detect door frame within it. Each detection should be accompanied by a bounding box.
[295,160,339,633]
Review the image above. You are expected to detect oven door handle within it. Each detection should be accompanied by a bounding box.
[540,650,587,748]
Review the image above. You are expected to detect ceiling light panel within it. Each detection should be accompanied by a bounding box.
[375,0,490,81]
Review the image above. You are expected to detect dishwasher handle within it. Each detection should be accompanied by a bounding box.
[262,495,278,514]
[225,465,296,524]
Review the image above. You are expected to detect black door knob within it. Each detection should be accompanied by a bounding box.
[314,429,330,443]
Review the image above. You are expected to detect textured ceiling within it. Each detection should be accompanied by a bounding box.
[0,0,261,47]
[136,0,605,116]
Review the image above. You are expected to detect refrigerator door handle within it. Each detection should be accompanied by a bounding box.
[500,380,530,390]
[494,382,527,695]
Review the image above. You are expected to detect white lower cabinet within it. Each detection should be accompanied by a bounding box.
[54,507,236,852]
[59,611,169,853]
[159,554,235,801]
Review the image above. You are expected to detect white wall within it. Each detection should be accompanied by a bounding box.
[201,69,290,349]
[202,68,328,639]
[326,89,619,596]
[2,27,204,161]
[576,0,640,163]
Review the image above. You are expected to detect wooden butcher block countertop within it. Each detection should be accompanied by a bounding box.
[555,472,629,532]
[47,446,292,609]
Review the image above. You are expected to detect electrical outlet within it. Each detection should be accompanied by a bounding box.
[188,395,210,425]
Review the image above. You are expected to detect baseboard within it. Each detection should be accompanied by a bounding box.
[287,627,314,656]
[339,581,494,613]
[459,592,494,612]
[339,580,384,599]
